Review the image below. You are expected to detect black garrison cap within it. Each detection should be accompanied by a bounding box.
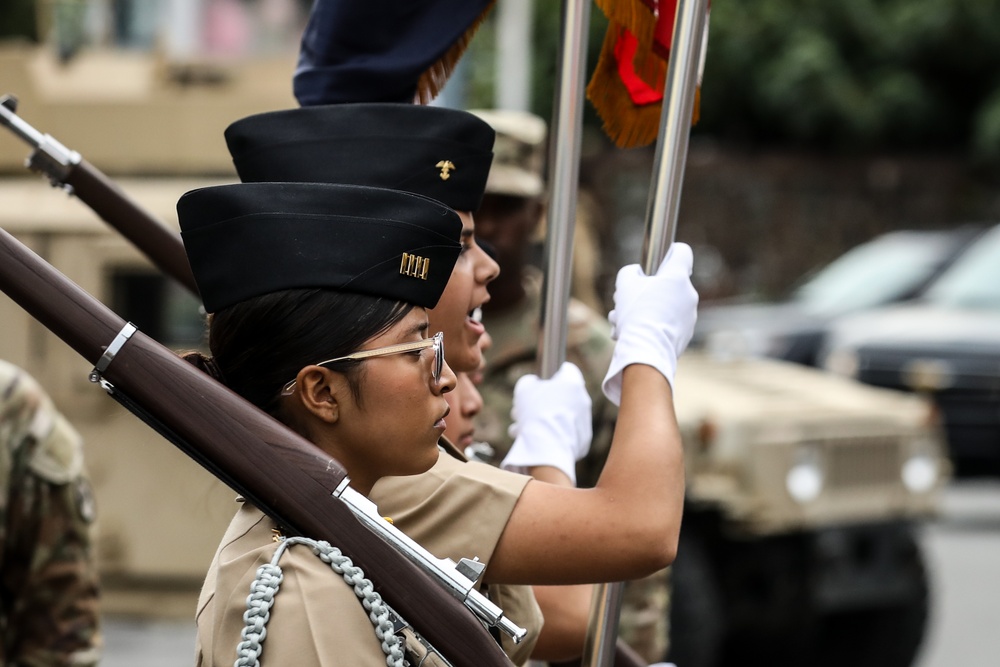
[177,182,463,313]
[225,104,496,213]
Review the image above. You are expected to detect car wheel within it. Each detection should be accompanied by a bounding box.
[665,529,726,667]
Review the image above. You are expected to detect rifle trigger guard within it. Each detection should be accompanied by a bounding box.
[89,322,138,383]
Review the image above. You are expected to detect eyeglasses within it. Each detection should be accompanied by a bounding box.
[280,331,445,396]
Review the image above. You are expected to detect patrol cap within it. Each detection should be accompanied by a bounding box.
[469,109,547,198]
[225,104,496,212]
[177,182,463,313]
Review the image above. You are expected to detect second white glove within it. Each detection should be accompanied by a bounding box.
[603,242,699,405]
[502,361,592,485]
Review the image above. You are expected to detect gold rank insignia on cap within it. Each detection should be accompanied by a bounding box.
[435,160,456,181]
[400,252,431,280]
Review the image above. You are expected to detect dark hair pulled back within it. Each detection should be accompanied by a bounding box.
[184,288,412,418]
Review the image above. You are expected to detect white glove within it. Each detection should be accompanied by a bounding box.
[501,361,592,485]
[602,242,699,406]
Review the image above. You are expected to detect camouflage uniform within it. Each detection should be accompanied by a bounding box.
[0,361,100,666]
[477,269,671,663]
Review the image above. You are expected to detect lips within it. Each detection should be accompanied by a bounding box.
[434,405,451,431]
[466,305,485,336]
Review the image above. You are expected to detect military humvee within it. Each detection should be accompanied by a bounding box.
[669,351,946,667]
[0,45,949,667]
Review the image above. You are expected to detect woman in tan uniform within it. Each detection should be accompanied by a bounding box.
[180,182,696,667]
[225,103,579,663]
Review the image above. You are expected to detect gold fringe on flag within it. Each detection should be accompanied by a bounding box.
[587,19,667,148]
[587,0,704,149]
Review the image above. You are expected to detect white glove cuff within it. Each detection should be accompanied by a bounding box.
[501,428,578,485]
[601,329,679,406]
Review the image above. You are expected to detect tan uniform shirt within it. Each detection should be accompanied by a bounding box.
[196,448,539,666]
[372,450,542,666]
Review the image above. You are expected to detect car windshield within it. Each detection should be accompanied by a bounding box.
[791,233,953,316]
[921,226,1000,310]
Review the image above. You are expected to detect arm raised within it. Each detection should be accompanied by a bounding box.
[488,244,698,585]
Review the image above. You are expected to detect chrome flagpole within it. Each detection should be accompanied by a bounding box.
[538,0,630,665]
[642,0,710,272]
[537,0,590,379]
[580,0,710,665]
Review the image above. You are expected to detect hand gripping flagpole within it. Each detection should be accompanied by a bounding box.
[577,0,710,666]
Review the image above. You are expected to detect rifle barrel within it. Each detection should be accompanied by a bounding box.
[0,95,200,297]
[64,160,201,296]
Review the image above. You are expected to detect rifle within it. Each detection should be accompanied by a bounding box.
[0,94,200,297]
[0,224,522,667]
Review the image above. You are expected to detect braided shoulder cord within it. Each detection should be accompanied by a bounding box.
[234,536,407,667]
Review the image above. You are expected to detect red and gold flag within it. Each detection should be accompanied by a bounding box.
[587,0,707,148]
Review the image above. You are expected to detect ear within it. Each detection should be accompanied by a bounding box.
[293,365,346,424]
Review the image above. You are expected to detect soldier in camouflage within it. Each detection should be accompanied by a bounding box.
[0,360,101,666]
[470,110,671,664]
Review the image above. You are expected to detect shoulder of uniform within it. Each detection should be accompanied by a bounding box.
[0,361,84,482]
[29,411,85,483]
[0,362,50,448]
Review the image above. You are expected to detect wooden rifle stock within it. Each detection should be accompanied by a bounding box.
[0,225,513,667]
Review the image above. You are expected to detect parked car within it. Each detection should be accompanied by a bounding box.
[820,224,1000,475]
[694,226,986,366]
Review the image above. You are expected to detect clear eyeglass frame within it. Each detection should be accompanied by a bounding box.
[280,331,444,396]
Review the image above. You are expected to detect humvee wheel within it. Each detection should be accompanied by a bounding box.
[810,530,929,667]
[665,529,725,667]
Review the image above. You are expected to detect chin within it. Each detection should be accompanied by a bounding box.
[452,347,481,374]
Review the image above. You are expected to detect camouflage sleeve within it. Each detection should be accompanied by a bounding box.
[0,363,101,666]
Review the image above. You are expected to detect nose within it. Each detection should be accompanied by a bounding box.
[467,219,499,285]
[436,359,458,394]
[473,241,500,284]
[458,374,484,418]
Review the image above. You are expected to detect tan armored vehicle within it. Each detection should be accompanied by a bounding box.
[669,351,947,667]
[0,44,294,614]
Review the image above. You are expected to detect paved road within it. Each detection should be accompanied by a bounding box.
[101,616,195,667]
[913,478,1000,667]
[100,479,1000,666]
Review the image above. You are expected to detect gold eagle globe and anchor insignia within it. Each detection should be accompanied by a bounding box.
[435,159,456,180]
[400,252,431,280]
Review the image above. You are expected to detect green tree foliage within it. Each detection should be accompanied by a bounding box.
[697,0,1000,160]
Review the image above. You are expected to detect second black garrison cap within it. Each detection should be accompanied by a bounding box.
[177,182,463,313]
[225,104,496,213]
